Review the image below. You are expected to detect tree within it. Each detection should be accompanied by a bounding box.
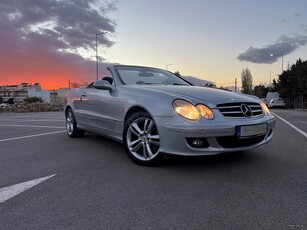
[70,82,90,89]
[274,58,307,107]
[24,96,43,103]
[70,82,81,88]
[254,84,269,98]
[272,79,278,91]
[174,71,181,77]
[241,68,253,94]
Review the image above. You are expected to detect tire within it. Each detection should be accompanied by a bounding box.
[123,112,163,166]
[66,109,85,138]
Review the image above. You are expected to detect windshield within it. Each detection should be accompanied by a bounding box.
[115,66,191,86]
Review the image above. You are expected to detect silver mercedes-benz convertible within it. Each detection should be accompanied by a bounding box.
[65,65,275,166]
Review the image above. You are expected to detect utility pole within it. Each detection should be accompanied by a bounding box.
[235,78,237,92]
[269,70,273,92]
[96,31,110,81]
[270,53,284,74]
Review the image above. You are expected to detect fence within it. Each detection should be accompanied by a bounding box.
[284,96,306,109]
[0,102,64,113]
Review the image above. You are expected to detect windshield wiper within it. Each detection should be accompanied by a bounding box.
[172,83,188,85]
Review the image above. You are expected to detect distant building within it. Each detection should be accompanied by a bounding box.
[0,83,68,104]
[27,84,51,102]
[0,83,40,102]
[50,88,69,104]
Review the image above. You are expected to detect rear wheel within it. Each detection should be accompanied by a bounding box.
[123,112,163,166]
[66,109,85,138]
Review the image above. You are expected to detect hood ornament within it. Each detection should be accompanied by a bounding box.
[240,104,253,117]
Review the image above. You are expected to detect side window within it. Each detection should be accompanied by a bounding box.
[101,76,113,85]
[99,66,113,85]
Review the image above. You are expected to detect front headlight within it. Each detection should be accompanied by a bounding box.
[259,100,271,115]
[196,104,214,120]
[173,100,200,120]
[173,100,215,121]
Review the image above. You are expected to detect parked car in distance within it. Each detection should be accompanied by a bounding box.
[65,65,276,166]
[268,98,285,109]
[260,98,269,105]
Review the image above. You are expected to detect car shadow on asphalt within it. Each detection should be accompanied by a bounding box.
[76,133,263,169]
[161,151,260,169]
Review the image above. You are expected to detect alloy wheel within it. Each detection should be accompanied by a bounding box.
[126,116,160,161]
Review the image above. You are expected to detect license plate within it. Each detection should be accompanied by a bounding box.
[237,124,267,138]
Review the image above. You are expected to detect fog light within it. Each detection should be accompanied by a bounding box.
[186,138,209,148]
[192,139,203,147]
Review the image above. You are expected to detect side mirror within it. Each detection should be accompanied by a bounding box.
[93,80,113,91]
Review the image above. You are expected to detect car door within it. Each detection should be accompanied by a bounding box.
[80,87,119,134]
[69,88,84,124]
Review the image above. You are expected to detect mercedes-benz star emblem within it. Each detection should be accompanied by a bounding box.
[240,104,253,117]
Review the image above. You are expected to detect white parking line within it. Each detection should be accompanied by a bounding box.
[272,112,307,138]
[0,119,63,122]
[0,174,56,203]
[0,130,66,142]
[0,125,64,129]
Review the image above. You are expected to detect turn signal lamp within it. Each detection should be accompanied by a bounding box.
[259,100,271,115]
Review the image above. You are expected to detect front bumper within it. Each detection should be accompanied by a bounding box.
[155,114,276,156]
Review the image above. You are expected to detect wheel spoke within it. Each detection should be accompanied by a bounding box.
[144,118,153,133]
[145,144,154,158]
[148,134,159,144]
[67,124,71,132]
[142,144,147,159]
[148,134,159,140]
[129,139,141,148]
[148,140,160,146]
[131,141,143,152]
[68,112,73,122]
[130,122,143,136]
[66,112,74,134]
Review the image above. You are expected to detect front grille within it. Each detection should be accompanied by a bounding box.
[217,102,263,118]
[216,135,266,148]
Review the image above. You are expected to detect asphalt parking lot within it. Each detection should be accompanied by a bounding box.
[0,110,306,229]
[272,109,307,135]
[0,112,65,141]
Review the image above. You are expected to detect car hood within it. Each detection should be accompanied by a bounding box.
[125,85,259,107]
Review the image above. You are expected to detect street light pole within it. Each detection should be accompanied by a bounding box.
[269,70,274,91]
[166,63,175,70]
[270,53,284,74]
[96,31,109,81]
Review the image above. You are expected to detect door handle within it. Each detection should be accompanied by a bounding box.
[82,92,87,97]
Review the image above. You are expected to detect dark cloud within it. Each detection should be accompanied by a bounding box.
[237,34,307,64]
[279,13,304,25]
[0,0,117,87]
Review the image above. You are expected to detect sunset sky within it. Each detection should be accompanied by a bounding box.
[1,0,307,89]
